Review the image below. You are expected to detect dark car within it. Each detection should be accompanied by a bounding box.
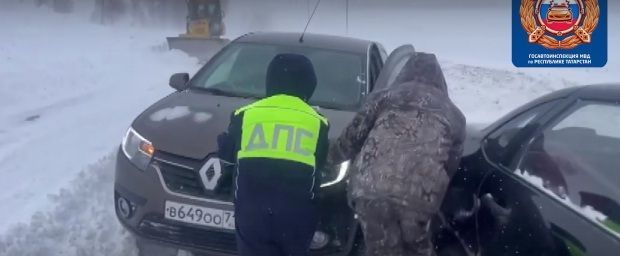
[434,84,620,256]
[114,32,416,256]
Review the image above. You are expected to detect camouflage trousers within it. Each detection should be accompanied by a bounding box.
[354,199,436,256]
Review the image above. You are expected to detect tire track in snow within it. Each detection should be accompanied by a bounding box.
[2,93,95,125]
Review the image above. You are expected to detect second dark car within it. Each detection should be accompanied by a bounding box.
[435,84,620,256]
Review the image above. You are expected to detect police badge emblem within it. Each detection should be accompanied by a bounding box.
[512,0,607,67]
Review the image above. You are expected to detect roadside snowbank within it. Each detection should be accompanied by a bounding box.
[0,155,137,256]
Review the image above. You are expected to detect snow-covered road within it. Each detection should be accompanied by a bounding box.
[0,1,618,255]
[0,4,199,235]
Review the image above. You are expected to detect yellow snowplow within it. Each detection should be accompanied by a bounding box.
[167,0,230,62]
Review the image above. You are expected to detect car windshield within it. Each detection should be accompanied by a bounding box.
[190,42,367,110]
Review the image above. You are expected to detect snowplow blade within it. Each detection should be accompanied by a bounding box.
[166,37,230,62]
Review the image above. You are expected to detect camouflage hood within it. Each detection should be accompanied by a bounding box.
[393,52,448,95]
[328,51,466,210]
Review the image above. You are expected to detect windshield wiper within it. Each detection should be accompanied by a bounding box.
[192,87,244,98]
[311,103,351,111]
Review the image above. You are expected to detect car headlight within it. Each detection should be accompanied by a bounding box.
[121,127,155,171]
[321,161,350,188]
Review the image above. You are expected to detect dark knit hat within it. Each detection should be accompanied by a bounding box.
[265,53,317,101]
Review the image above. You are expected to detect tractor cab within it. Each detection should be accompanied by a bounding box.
[185,0,224,38]
[167,0,230,62]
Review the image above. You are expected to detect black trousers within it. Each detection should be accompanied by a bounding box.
[235,196,318,256]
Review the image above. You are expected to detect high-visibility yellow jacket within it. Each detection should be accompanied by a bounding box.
[219,94,330,200]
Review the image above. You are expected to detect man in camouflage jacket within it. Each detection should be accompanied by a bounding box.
[328,52,466,256]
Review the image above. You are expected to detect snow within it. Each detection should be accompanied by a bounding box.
[0,3,199,235]
[149,106,215,123]
[150,106,192,122]
[440,63,577,123]
[0,154,138,256]
[515,170,618,238]
[0,1,618,255]
[193,112,214,123]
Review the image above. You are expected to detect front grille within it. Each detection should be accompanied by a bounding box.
[139,215,237,254]
[155,152,234,201]
[159,160,206,197]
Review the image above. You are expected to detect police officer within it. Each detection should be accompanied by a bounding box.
[218,53,329,256]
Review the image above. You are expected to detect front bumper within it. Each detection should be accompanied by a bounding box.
[114,149,359,255]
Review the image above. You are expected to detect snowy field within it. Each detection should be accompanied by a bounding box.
[0,4,199,255]
[0,1,618,255]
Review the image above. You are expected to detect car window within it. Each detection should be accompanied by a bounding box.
[192,42,366,110]
[377,44,388,62]
[204,47,241,88]
[384,56,409,89]
[204,43,273,95]
[483,102,554,166]
[516,102,620,236]
[373,44,415,91]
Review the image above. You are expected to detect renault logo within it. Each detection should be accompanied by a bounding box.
[198,158,222,191]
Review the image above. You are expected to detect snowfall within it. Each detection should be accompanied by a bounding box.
[0,1,618,255]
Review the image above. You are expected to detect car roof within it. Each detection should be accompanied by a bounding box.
[572,83,620,101]
[527,83,620,103]
[234,32,373,55]
[482,84,620,133]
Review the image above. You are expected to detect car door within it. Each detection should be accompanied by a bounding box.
[436,100,560,256]
[372,44,415,92]
[476,100,620,255]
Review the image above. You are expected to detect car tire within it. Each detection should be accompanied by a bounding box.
[136,238,178,256]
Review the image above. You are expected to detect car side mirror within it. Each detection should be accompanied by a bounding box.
[169,73,190,91]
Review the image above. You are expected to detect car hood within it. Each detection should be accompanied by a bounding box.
[132,91,357,160]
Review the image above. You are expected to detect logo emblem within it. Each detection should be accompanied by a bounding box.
[198,158,222,191]
[512,0,607,67]
[521,0,599,49]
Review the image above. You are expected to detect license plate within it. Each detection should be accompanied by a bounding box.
[164,201,235,230]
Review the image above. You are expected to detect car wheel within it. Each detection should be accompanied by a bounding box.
[136,238,178,256]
